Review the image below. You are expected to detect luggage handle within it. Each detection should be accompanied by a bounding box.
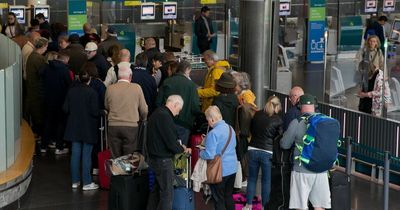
[100,110,108,151]
[185,154,192,189]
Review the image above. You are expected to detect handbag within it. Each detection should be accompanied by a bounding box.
[206,126,232,184]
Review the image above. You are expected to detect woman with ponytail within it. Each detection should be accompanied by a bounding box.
[243,96,283,209]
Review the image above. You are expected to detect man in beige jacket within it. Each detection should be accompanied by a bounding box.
[105,66,148,158]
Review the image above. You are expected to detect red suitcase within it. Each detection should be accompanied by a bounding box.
[189,134,203,171]
[98,110,111,189]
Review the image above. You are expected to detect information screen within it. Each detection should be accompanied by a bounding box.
[163,2,177,20]
[9,7,25,24]
[34,7,50,21]
[365,0,377,13]
[141,3,155,20]
[279,1,291,16]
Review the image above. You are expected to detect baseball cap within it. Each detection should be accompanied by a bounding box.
[85,42,98,51]
[299,94,316,105]
[107,26,117,35]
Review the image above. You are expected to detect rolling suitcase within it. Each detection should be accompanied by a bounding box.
[330,170,351,210]
[108,171,149,210]
[189,135,202,171]
[98,110,111,189]
[267,134,293,210]
[172,154,195,210]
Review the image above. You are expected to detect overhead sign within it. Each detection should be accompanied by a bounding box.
[307,0,326,62]
[68,0,87,36]
[383,0,395,12]
[163,2,177,20]
[9,6,26,24]
[141,3,155,20]
[279,0,291,16]
[365,0,377,13]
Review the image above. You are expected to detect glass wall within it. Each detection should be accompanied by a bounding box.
[0,34,22,172]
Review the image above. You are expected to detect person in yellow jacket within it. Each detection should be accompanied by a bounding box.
[198,50,226,112]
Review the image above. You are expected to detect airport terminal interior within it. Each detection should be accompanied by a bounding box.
[1,0,400,209]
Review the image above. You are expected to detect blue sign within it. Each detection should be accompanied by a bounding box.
[307,0,326,62]
[307,21,325,62]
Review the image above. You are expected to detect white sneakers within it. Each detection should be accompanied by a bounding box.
[82,183,99,191]
[55,148,69,155]
[72,182,81,189]
[242,205,252,210]
[72,182,99,191]
[92,168,99,176]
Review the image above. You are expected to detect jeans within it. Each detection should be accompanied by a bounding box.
[71,142,93,185]
[246,150,272,207]
[210,173,236,210]
[147,158,174,210]
[175,124,190,146]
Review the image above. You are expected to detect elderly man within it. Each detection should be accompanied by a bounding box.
[156,61,201,145]
[146,95,191,210]
[103,49,133,87]
[197,50,225,112]
[85,42,111,81]
[22,32,41,80]
[105,66,148,158]
[98,26,122,58]
[283,86,304,131]
[80,23,101,47]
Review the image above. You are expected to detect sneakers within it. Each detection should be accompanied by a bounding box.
[55,148,69,155]
[242,205,252,210]
[40,149,47,153]
[242,180,247,187]
[72,182,80,189]
[92,168,99,175]
[82,183,99,191]
[48,142,56,149]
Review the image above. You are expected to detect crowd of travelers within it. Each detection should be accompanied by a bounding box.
[4,10,342,210]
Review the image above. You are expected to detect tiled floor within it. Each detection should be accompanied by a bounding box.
[2,147,400,210]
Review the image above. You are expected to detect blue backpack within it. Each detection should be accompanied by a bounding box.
[296,113,341,173]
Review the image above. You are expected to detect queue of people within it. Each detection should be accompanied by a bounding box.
[5,9,348,210]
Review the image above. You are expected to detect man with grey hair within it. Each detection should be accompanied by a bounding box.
[105,66,148,158]
[198,50,225,112]
[22,31,41,80]
[283,86,304,131]
[147,94,191,210]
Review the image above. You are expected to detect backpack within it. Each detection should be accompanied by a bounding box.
[296,113,340,173]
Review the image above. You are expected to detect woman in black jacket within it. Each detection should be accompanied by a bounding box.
[63,70,99,191]
[243,96,283,209]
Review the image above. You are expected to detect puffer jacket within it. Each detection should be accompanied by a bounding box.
[197,65,224,112]
[249,111,283,152]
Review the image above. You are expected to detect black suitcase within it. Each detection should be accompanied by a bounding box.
[330,170,351,210]
[267,163,292,210]
[108,172,149,210]
[267,134,293,210]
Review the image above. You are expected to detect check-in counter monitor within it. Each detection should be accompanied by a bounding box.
[141,3,155,20]
[9,6,26,24]
[34,5,50,21]
[163,2,177,20]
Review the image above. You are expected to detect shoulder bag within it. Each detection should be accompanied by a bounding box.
[206,126,232,184]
